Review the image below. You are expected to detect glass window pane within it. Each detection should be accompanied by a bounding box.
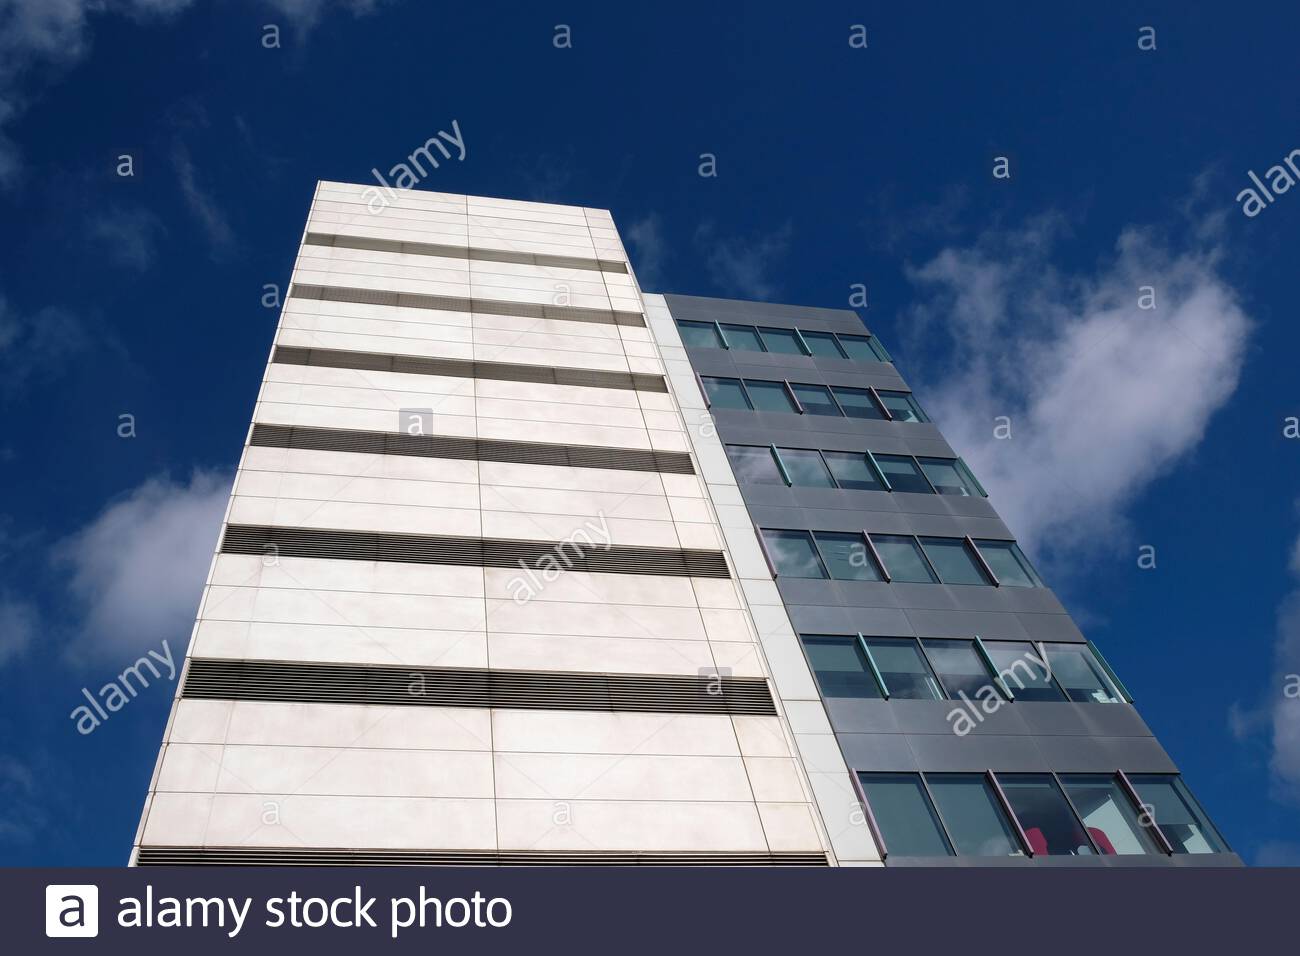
[921,639,997,700]
[917,458,978,496]
[676,320,724,349]
[858,773,953,857]
[1040,643,1121,703]
[812,531,881,581]
[720,323,765,351]
[875,455,934,494]
[862,638,943,700]
[836,333,884,362]
[870,535,937,583]
[758,327,805,354]
[725,445,784,485]
[919,537,992,585]
[744,380,798,413]
[974,540,1042,587]
[1128,776,1227,854]
[1059,775,1161,855]
[927,775,1024,857]
[790,383,841,416]
[878,390,928,423]
[779,448,835,487]
[830,386,885,420]
[998,774,1095,856]
[801,330,846,358]
[761,529,827,579]
[801,635,881,699]
[983,642,1065,701]
[822,450,885,491]
[701,376,751,410]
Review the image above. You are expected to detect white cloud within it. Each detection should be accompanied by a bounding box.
[171,142,234,253]
[0,295,94,398]
[54,470,231,663]
[1262,533,1300,804]
[625,213,667,290]
[0,595,37,665]
[261,0,386,34]
[87,204,165,271]
[694,221,793,300]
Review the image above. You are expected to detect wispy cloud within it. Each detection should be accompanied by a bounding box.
[694,221,793,300]
[261,0,386,34]
[625,213,667,290]
[0,295,94,399]
[171,142,234,254]
[0,595,37,667]
[86,204,166,271]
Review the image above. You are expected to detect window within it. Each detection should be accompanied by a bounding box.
[926,775,1024,857]
[829,385,885,419]
[1127,776,1228,854]
[761,530,827,578]
[813,531,881,581]
[725,445,784,485]
[743,379,798,413]
[801,330,847,358]
[789,383,840,416]
[821,450,885,491]
[720,323,765,351]
[857,773,953,857]
[874,454,935,494]
[917,457,980,496]
[758,327,806,354]
[982,642,1066,701]
[921,639,998,699]
[919,537,993,586]
[862,637,943,699]
[837,333,889,362]
[870,534,938,583]
[802,635,881,699]
[677,319,724,349]
[877,390,928,422]
[974,539,1042,587]
[778,448,836,487]
[1059,775,1162,855]
[701,376,751,410]
[997,774,1096,856]
[1040,643,1123,703]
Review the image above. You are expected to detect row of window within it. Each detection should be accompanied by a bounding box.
[760,528,1043,587]
[857,771,1228,859]
[802,635,1128,704]
[677,319,892,363]
[700,375,929,422]
[727,444,986,497]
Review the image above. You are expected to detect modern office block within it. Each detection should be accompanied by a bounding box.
[133,183,1234,866]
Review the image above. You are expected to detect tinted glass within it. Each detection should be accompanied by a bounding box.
[998,774,1095,856]
[836,333,884,362]
[813,531,880,581]
[1128,776,1227,854]
[917,458,978,496]
[725,445,784,485]
[761,530,827,578]
[877,390,928,422]
[863,638,943,700]
[927,775,1023,857]
[822,450,885,491]
[758,327,805,354]
[983,642,1065,701]
[720,323,765,351]
[744,380,798,413]
[874,455,934,494]
[779,448,836,487]
[801,330,846,358]
[677,320,724,349]
[829,386,885,419]
[974,539,1042,587]
[919,537,992,585]
[922,639,996,699]
[1059,775,1161,855]
[1041,643,1121,703]
[802,635,881,699]
[701,377,751,410]
[858,773,953,857]
[790,383,841,416]
[871,535,937,583]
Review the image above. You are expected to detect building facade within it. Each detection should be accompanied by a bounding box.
[133,184,1235,866]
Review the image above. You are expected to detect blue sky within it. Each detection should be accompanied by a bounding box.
[0,0,1298,864]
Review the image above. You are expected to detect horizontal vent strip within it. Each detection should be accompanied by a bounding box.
[289,282,644,328]
[273,344,667,393]
[220,525,732,578]
[304,232,630,275]
[249,423,696,474]
[137,846,824,867]
[181,659,777,716]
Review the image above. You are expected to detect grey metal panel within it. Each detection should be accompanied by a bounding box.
[836,733,918,771]
[901,608,1032,640]
[1077,703,1153,738]
[887,699,1031,736]
[787,603,915,636]
[906,733,1046,772]
[1034,735,1176,773]
[662,293,868,332]
[824,698,901,734]
[1016,613,1087,642]
[777,578,901,609]
[1012,703,1093,736]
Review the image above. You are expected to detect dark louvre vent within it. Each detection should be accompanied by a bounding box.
[249,423,697,475]
[304,232,630,275]
[290,282,644,327]
[137,846,825,867]
[181,659,778,716]
[272,344,668,392]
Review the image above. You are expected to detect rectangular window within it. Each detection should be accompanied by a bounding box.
[778,448,836,487]
[926,774,1024,857]
[719,323,765,351]
[725,445,785,485]
[789,383,841,416]
[836,333,886,362]
[812,531,881,581]
[917,457,979,496]
[801,635,882,699]
[1059,775,1162,855]
[743,379,798,413]
[829,385,885,420]
[758,327,806,354]
[982,642,1065,701]
[921,639,998,699]
[874,455,935,494]
[877,390,929,423]
[701,376,751,410]
[997,773,1096,856]
[1040,643,1122,703]
[870,534,938,583]
[919,537,993,586]
[800,330,847,358]
[862,638,944,700]
[1127,776,1228,854]
[973,539,1042,587]
[821,450,885,491]
[676,319,724,349]
[761,529,828,579]
[857,773,953,857]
